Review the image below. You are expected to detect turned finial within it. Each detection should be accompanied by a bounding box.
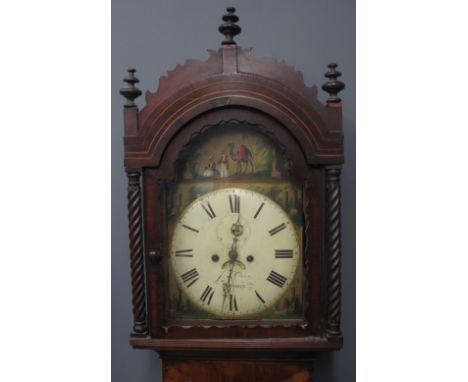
[322,63,345,104]
[120,68,142,107]
[218,7,241,45]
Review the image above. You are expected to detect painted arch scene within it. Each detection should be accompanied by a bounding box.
[177,123,292,180]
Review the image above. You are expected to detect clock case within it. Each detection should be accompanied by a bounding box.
[120,7,344,362]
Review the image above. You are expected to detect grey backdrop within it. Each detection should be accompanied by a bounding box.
[112,1,355,381]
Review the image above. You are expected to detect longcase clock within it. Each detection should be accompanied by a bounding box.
[119,7,345,382]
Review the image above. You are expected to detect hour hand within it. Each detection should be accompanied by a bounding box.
[233,259,246,269]
[222,259,245,270]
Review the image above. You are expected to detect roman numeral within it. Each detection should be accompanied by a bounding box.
[253,202,265,219]
[229,294,238,311]
[175,249,193,257]
[269,223,286,236]
[266,270,287,288]
[200,285,214,305]
[229,194,240,213]
[255,290,266,304]
[201,201,216,219]
[275,249,293,259]
[180,268,199,287]
[182,224,199,233]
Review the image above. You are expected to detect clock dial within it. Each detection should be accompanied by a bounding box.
[170,188,300,318]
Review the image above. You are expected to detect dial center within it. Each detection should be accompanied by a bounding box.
[230,221,244,236]
[228,248,238,260]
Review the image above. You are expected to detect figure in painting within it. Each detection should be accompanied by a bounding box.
[228,143,255,174]
[203,157,219,177]
[218,151,229,177]
[202,160,213,177]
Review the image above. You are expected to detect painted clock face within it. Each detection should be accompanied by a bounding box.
[170,187,300,318]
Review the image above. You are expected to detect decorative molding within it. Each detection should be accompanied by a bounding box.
[237,48,319,103]
[141,47,322,117]
[127,171,148,336]
[131,336,341,352]
[163,320,308,331]
[142,52,221,111]
[140,47,330,125]
[325,167,342,338]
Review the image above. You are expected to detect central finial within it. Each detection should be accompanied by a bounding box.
[218,6,241,45]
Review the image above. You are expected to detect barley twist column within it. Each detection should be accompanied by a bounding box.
[127,170,148,336]
[325,167,342,338]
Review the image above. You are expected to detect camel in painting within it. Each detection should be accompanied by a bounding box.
[227,143,255,174]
